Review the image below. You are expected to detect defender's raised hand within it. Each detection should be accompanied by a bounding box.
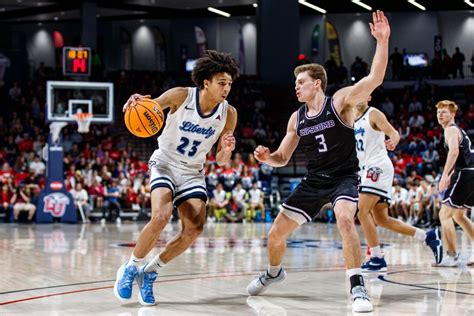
[370,10,390,41]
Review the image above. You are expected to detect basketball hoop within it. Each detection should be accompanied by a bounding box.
[74,112,92,133]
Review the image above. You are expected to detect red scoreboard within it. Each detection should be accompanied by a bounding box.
[63,47,91,76]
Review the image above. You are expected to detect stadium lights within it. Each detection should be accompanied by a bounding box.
[207,7,231,17]
[351,0,372,11]
[298,0,327,14]
[465,0,474,8]
[408,0,426,11]
[253,3,258,8]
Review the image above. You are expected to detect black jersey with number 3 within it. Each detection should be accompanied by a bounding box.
[445,124,474,170]
[296,96,359,178]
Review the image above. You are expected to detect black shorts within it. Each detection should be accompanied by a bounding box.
[282,174,359,224]
[442,169,474,209]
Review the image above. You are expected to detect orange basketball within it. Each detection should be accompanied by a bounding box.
[124,98,164,138]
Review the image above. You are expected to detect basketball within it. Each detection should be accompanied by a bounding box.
[124,98,164,138]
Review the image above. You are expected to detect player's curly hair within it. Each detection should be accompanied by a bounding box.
[191,50,240,89]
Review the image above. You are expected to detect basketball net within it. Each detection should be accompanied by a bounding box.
[74,112,92,133]
[50,121,68,144]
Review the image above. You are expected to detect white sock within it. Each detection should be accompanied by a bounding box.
[127,253,144,267]
[346,268,362,278]
[414,228,426,241]
[371,245,383,258]
[267,264,281,277]
[144,254,166,273]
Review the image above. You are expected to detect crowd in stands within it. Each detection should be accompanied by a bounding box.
[0,58,473,226]
[0,68,279,224]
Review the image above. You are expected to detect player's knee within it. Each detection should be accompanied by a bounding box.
[439,207,452,222]
[268,227,285,244]
[374,214,389,227]
[452,211,465,222]
[183,223,204,240]
[356,207,370,220]
[336,215,353,234]
[149,211,171,230]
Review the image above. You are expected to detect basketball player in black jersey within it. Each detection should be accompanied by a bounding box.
[436,100,474,266]
[247,10,390,313]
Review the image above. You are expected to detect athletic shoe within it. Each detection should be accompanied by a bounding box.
[361,257,387,273]
[351,285,373,312]
[114,264,138,301]
[247,268,286,296]
[425,228,443,264]
[436,253,459,267]
[136,266,158,306]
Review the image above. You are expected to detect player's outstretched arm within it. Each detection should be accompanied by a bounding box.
[439,127,460,192]
[254,111,299,167]
[370,109,400,150]
[337,10,390,108]
[122,87,188,113]
[216,105,237,166]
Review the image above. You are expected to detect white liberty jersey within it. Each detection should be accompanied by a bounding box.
[354,107,388,168]
[152,88,228,171]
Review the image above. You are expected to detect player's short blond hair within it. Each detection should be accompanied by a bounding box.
[294,63,327,92]
[435,100,458,114]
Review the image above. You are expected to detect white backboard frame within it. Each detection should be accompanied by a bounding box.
[46,81,114,123]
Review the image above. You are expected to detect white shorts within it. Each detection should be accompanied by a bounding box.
[359,159,394,204]
[149,155,207,207]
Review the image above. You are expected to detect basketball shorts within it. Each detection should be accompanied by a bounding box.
[148,155,207,208]
[281,174,359,225]
[442,169,474,209]
[358,159,393,205]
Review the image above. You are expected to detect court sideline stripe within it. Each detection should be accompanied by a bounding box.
[0,267,345,306]
[378,269,474,296]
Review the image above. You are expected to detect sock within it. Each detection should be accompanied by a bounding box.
[127,253,144,267]
[371,245,383,258]
[267,264,282,277]
[347,268,364,292]
[144,254,166,273]
[414,228,427,241]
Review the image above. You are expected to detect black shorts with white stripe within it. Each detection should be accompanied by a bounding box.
[282,174,359,223]
[442,169,474,209]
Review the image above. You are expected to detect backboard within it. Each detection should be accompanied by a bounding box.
[46,81,114,123]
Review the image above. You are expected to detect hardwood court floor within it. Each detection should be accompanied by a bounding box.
[0,222,473,315]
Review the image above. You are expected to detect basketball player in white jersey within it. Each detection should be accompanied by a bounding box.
[355,97,443,272]
[114,50,239,306]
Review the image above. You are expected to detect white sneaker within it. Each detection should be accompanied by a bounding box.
[116,217,122,225]
[436,253,459,267]
[352,285,373,313]
[247,268,286,296]
[100,218,106,225]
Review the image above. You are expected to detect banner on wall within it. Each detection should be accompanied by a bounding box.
[194,26,207,58]
[434,35,442,55]
[311,24,320,56]
[238,25,246,73]
[325,21,342,66]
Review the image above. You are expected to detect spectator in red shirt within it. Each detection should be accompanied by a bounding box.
[0,184,14,222]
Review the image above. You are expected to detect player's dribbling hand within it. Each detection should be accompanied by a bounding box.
[254,145,270,162]
[122,93,151,112]
[220,133,235,153]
